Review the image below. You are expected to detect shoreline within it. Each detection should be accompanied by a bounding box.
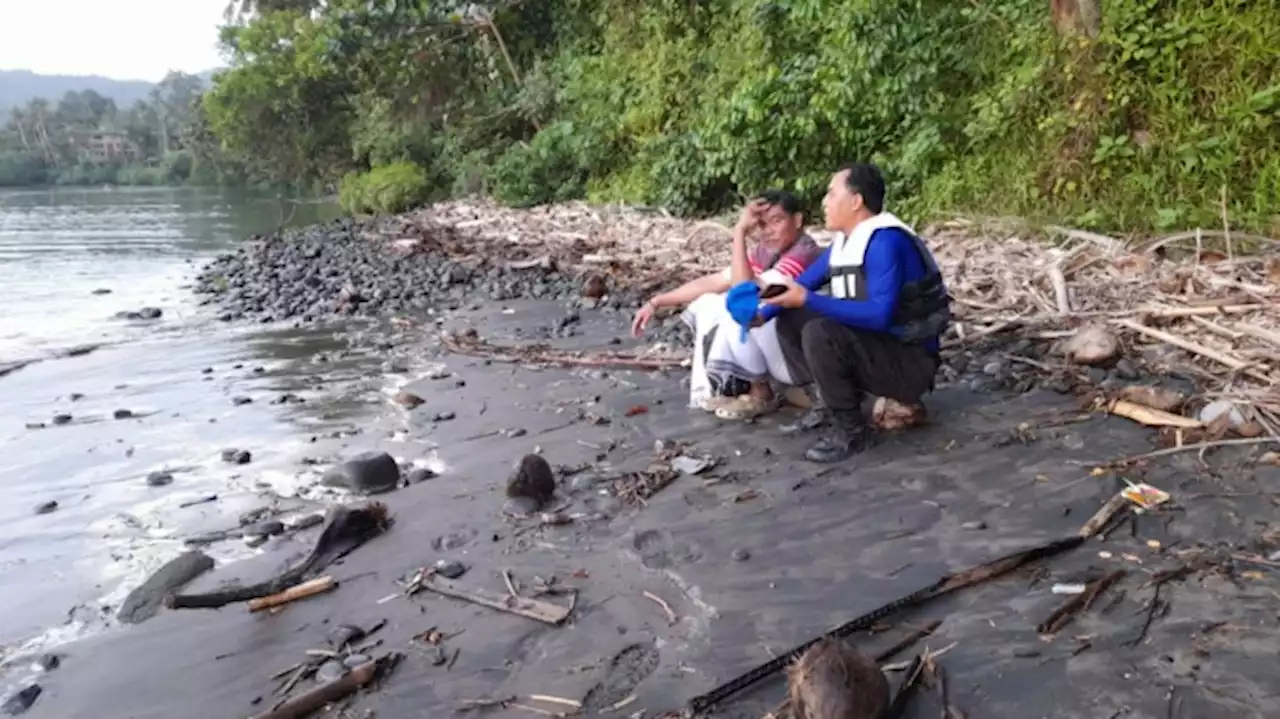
[14,300,1280,718]
[6,200,1280,717]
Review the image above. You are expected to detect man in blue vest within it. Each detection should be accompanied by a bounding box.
[759,163,951,463]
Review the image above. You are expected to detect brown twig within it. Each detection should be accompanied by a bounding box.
[1100,437,1279,467]
[875,621,943,663]
[1036,570,1127,635]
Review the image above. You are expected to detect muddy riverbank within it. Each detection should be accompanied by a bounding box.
[14,295,1280,719]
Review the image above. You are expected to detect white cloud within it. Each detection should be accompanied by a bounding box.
[0,0,229,81]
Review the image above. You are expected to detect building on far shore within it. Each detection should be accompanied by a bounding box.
[70,131,140,164]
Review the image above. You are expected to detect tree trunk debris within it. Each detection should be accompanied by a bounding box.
[166,502,389,610]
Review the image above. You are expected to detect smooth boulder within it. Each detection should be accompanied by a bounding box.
[322,451,401,494]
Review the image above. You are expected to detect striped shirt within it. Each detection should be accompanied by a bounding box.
[748,233,823,281]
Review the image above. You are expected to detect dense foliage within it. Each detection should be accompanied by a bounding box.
[0,72,208,187]
[198,1,1280,231]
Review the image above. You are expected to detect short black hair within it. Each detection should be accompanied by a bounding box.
[755,189,802,215]
[838,163,886,214]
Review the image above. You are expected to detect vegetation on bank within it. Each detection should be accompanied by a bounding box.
[0,72,215,188]
[25,1,1280,234]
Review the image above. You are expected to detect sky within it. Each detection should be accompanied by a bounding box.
[0,0,229,81]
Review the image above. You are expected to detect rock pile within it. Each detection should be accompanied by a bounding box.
[194,216,646,325]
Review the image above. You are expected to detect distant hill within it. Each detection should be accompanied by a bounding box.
[0,70,153,117]
[0,68,225,118]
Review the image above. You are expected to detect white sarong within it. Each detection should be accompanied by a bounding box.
[681,282,794,409]
[681,292,727,408]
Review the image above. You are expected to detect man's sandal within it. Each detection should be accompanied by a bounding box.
[714,394,781,421]
[697,395,737,413]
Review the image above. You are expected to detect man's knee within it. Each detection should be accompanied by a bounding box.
[799,317,846,354]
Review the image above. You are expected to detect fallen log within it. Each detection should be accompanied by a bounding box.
[251,653,401,719]
[166,502,389,611]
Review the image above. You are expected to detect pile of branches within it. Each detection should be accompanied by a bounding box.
[926,219,1280,440]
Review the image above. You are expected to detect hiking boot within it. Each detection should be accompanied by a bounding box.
[803,410,872,463]
[779,407,828,435]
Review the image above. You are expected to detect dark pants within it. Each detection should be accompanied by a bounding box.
[776,307,940,413]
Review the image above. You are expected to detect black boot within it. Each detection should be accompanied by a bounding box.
[780,407,828,435]
[803,410,871,463]
[779,386,827,435]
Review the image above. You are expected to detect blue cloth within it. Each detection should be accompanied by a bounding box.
[724,281,761,343]
[757,228,941,352]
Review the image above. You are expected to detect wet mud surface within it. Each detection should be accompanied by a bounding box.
[17,301,1280,719]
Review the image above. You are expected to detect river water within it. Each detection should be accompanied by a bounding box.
[0,187,395,665]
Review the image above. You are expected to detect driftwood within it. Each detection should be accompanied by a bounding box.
[421,575,574,626]
[1107,399,1204,429]
[1077,493,1131,539]
[166,502,389,610]
[247,576,336,613]
[251,653,400,719]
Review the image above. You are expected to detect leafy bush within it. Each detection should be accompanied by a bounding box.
[338,161,430,215]
[490,121,595,207]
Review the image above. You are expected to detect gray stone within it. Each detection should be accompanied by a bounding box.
[146,471,174,487]
[327,624,366,649]
[3,684,40,715]
[51,413,72,426]
[569,473,603,492]
[503,497,541,516]
[321,451,401,494]
[35,654,61,672]
[112,408,133,420]
[342,654,372,669]
[34,501,57,515]
[314,660,347,683]
[434,559,467,579]
[731,548,751,562]
[961,520,988,530]
[1114,358,1140,380]
[117,551,214,624]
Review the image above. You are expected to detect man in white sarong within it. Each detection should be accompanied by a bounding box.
[630,190,823,418]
